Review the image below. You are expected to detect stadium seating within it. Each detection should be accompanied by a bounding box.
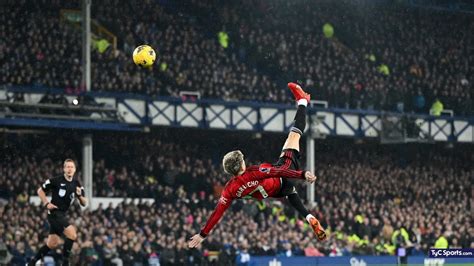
[1,130,472,264]
[1,0,471,114]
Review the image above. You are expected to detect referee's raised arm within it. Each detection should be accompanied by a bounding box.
[75,184,88,207]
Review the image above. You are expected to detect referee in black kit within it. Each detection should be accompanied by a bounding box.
[28,159,87,266]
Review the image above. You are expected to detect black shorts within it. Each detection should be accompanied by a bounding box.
[47,211,69,235]
[273,149,300,198]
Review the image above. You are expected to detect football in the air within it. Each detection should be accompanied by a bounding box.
[133,45,156,67]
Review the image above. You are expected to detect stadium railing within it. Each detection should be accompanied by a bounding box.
[1,86,472,143]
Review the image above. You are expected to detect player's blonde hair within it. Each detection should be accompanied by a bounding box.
[222,150,244,176]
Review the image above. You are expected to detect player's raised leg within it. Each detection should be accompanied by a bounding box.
[280,82,327,241]
[280,82,310,154]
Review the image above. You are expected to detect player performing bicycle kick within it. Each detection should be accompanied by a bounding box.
[188,82,327,248]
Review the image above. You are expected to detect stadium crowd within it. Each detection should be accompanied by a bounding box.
[214,0,473,114]
[1,0,472,114]
[1,131,472,265]
[0,0,282,102]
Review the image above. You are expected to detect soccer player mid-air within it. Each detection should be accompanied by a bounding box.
[189,82,327,248]
[28,159,87,266]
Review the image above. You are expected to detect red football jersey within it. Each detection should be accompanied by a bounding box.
[199,155,305,237]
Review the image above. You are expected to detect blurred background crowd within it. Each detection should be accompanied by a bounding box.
[1,130,472,265]
[1,0,472,114]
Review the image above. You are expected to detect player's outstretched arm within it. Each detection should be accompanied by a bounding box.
[303,171,317,183]
[257,165,317,183]
[188,194,233,248]
[188,234,204,248]
[275,168,317,183]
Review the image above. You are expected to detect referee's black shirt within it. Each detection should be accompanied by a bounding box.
[41,175,84,212]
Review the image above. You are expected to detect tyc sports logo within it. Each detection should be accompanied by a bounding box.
[429,248,474,258]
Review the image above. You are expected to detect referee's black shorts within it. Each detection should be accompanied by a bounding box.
[47,211,70,235]
[273,149,301,198]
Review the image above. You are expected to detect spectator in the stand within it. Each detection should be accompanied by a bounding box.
[304,242,324,257]
[413,90,426,114]
[430,98,444,116]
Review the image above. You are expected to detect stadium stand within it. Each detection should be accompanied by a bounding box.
[1,130,472,264]
[1,0,472,114]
